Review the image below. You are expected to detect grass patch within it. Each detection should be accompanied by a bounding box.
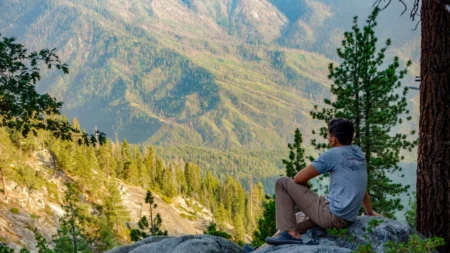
[180,213,197,221]
[44,204,54,216]
[185,199,203,214]
[10,207,20,214]
[161,194,173,204]
[175,204,197,216]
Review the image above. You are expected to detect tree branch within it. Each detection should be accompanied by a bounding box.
[373,0,421,22]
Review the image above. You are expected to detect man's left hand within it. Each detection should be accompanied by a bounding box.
[366,211,383,217]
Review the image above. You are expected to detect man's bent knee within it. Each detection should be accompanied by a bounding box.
[275,176,290,190]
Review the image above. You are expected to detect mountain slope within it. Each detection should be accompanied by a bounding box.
[0,148,216,251]
[0,0,420,185]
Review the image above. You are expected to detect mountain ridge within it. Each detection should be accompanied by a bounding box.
[0,0,420,185]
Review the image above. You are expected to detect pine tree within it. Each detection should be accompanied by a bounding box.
[118,139,138,182]
[0,127,16,197]
[143,146,155,187]
[175,166,188,195]
[133,147,145,187]
[154,159,165,190]
[223,176,245,220]
[35,232,55,253]
[144,190,167,236]
[53,183,91,253]
[72,118,81,131]
[98,140,115,178]
[72,146,93,193]
[204,222,232,239]
[86,147,100,193]
[91,217,117,253]
[232,213,245,245]
[248,182,265,232]
[252,197,276,247]
[310,7,416,217]
[185,162,201,197]
[282,128,306,178]
[214,203,228,226]
[200,171,220,212]
[253,128,308,245]
[0,243,15,253]
[130,190,167,241]
[415,1,450,251]
[103,180,129,238]
[162,167,177,197]
[51,140,75,173]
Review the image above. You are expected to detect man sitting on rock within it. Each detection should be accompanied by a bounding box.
[265,118,380,245]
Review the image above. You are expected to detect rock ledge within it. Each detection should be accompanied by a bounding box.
[107,216,417,253]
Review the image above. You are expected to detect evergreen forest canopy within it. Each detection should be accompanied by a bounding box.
[0,0,420,190]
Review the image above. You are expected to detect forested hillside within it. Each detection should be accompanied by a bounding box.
[0,125,266,251]
[0,0,420,189]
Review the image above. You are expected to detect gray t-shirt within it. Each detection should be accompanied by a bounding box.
[311,145,367,222]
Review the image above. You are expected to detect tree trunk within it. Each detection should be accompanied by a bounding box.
[71,207,78,253]
[1,167,6,197]
[417,1,450,252]
[150,203,154,235]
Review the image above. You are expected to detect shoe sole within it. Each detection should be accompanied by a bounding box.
[265,238,304,245]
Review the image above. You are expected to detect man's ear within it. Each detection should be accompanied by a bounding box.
[331,136,337,145]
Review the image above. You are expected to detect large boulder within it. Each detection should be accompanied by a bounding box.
[107,216,417,253]
[256,216,417,253]
[105,235,245,253]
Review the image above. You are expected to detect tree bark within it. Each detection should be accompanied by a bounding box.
[71,207,78,253]
[417,0,450,252]
[1,167,6,197]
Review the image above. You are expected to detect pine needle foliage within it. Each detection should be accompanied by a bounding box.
[282,128,307,178]
[130,190,168,242]
[310,7,417,217]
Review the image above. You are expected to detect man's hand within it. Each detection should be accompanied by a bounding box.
[366,210,383,217]
[362,192,384,217]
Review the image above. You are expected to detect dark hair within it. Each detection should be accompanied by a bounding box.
[328,118,355,145]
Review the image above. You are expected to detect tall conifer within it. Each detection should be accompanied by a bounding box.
[143,146,155,187]
[282,128,306,178]
[310,7,416,217]
[103,180,129,237]
[53,183,91,253]
[130,190,167,241]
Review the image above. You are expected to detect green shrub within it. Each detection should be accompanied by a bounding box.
[326,227,349,238]
[366,219,383,233]
[384,234,445,253]
[204,222,232,239]
[0,243,14,253]
[161,195,172,204]
[352,243,375,253]
[45,182,60,201]
[9,207,19,214]
[44,204,54,216]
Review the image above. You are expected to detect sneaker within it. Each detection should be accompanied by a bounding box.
[265,231,304,245]
[243,244,256,252]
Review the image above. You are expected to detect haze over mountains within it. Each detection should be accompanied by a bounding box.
[0,0,420,185]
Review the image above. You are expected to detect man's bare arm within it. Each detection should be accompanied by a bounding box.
[363,191,381,216]
[294,165,319,186]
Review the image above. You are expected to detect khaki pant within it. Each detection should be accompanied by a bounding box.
[275,176,350,233]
